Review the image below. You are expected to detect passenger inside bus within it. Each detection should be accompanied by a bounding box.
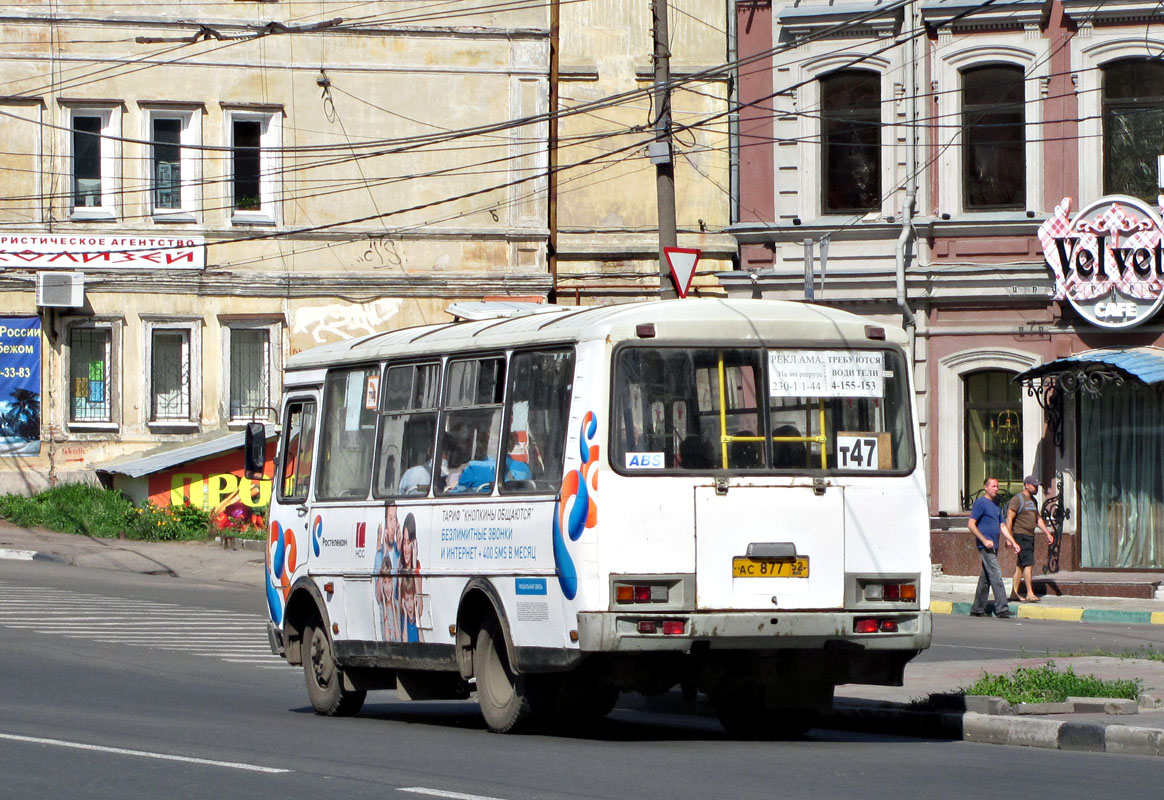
[728,431,763,468]
[677,434,716,469]
[398,446,436,495]
[772,424,807,468]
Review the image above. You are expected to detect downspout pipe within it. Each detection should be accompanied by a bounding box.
[896,1,919,357]
[896,186,917,354]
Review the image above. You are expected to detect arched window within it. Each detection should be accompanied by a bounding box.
[1103,59,1164,201]
[962,65,1025,210]
[963,370,1022,507]
[821,70,881,213]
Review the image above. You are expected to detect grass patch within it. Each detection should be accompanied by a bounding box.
[962,661,1143,704]
[0,483,266,542]
[1051,646,1164,663]
[0,483,135,538]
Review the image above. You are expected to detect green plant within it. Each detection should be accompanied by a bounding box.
[124,500,212,541]
[961,661,1143,704]
[1052,645,1164,663]
[0,483,135,537]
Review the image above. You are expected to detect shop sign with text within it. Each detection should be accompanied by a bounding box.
[1039,196,1164,329]
[0,234,205,270]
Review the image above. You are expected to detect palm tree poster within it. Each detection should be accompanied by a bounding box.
[0,316,41,456]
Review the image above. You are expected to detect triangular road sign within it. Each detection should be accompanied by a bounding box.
[664,246,701,298]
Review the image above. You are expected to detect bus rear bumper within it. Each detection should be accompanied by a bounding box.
[576,609,932,654]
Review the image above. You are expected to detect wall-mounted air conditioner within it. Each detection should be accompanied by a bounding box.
[35,271,85,308]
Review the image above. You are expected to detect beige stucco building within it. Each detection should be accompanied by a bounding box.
[0,1,733,492]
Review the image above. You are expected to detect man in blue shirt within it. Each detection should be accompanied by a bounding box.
[968,477,1020,618]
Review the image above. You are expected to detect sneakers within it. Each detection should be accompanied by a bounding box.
[996,611,1013,619]
[969,610,986,617]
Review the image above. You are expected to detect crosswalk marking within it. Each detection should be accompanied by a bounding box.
[0,581,293,669]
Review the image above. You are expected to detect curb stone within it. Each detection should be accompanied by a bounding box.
[933,599,1164,626]
[1105,726,1164,757]
[825,704,1164,756]
[0,548,69,564]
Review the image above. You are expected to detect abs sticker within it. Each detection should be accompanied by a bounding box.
[625,452,664,469]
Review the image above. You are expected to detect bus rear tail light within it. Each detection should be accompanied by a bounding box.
[662,620,685,635]
[637,620,658,634]
[863,582,917,602]
[615,583,669,604]
[854,617,899,634]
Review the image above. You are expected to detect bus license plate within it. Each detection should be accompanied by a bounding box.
[731,556,809,578]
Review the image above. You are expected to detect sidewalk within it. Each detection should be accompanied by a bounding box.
[0,521,264,586]
[2,522,1162,755]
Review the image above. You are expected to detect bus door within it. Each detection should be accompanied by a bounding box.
[266,394,320,626]
[694,483,845,611]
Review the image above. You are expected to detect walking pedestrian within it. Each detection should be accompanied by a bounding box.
[1006,475,1055,602]
[968,477,1019,618]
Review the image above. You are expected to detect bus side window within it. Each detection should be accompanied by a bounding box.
[437,357,505,495]
[376,363,440,498]
[279,400,316,503]
[500,348,575,494]
[316,367,379,501]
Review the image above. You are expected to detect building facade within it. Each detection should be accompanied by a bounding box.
[724,0,1164,572]
[0,1,733,497]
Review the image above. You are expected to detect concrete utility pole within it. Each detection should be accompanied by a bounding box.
[651,0,678,299]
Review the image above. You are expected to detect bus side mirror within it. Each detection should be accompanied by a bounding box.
[244,422,267,480]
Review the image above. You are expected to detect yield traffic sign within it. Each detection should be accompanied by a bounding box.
[664,247,701,298]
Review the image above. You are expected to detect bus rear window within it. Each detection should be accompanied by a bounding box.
[612,346,914,474]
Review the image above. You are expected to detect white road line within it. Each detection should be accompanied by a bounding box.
[400,789,510,800]
[0,733,290,774]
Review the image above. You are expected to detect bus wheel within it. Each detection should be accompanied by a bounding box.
[474,616,533,733]
[303,617,366,716]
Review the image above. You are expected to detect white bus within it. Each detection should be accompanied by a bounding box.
[251,298,931,736]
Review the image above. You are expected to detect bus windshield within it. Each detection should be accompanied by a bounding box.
[612,345,914,474]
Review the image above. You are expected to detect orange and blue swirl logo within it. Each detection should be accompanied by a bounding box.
[311,514,323,557]
[265,520,298,625]
[553,411,599,599]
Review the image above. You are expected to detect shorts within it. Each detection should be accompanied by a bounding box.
[1015,533,1035,568]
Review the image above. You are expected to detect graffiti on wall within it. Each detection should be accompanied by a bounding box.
[292,297,403,343]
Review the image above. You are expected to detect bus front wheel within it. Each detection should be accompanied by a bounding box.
[303,618,366,716]
[474,616,534,733]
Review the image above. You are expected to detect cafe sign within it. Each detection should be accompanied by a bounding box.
[1038,195,1164,329]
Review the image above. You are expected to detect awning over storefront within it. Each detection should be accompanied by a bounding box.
[1016,346,1164,387]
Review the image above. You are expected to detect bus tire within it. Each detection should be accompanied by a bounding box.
[474,616,533,733]
[303,618,366,716]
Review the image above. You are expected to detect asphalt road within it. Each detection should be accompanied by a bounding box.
[1,559,1161,799]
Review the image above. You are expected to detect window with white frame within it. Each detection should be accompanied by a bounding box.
[225,321,280,422]
[931,38,1048,217]
[145,319,200,425]
[227,109,280,223]
[1102,58,1164,202]
[67,106,119,218]
[962,65,1025,211]
[820,69,882,214]
[67,321,118,425]
[143,107,199,219]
